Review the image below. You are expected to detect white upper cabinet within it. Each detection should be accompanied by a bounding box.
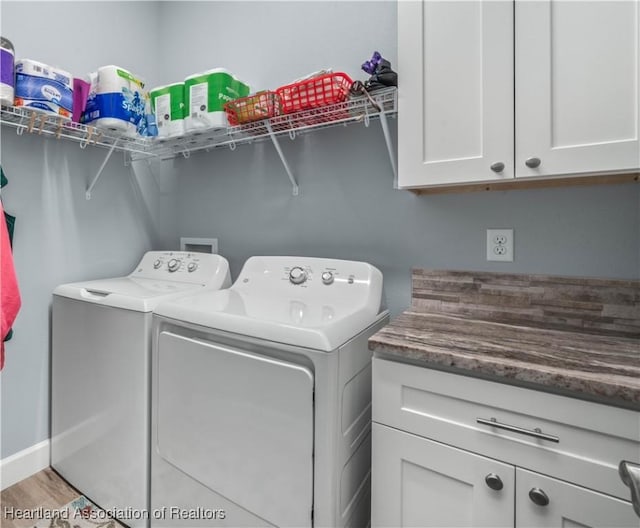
[516,0,640,178]
[398,0,640,189]
[397,0,515,187]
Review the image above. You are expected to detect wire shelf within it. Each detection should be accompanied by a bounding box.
[0,87,397,161]
[0,105,152,156]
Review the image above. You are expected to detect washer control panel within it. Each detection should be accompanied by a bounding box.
[132,251,227,284]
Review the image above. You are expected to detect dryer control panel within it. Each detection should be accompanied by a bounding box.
[279,262,360,289]
[281,264,354,288]
[131,251,230,285]
[233,256,383,314]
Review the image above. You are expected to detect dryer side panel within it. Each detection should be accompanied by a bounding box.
[155,331,314,527]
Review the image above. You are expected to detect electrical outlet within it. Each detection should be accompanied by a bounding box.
[487,229,514,262]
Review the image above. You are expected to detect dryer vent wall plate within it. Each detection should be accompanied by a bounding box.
[180,237,218,254]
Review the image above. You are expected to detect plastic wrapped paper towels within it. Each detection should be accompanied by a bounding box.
[13,59,73,118]
[184,68,250,131]
[82,65,149,136]
[150,82,185,138]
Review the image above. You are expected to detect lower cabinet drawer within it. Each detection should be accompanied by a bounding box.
[372,358,640,501]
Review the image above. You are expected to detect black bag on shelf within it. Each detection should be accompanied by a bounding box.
[361,51,398,91]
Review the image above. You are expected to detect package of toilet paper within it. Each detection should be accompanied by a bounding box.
[184,68,250,131]
[150,82,185,137]
[82,65,147,136]
[13,59,73,118]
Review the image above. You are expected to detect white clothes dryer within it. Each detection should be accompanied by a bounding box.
[51,251,231,528]
[150,256,388,528]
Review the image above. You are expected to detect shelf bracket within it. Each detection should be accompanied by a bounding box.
[86,138,120,200]
[265,121,299,196]
[378,112,398,189]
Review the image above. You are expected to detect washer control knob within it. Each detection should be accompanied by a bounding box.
[153,259,162,269]
[321,271,334,285]
[187,262,198,273]
[289,266,307,285]
[167,258,181,272]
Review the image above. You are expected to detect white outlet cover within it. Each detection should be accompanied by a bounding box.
[487,229,514,262]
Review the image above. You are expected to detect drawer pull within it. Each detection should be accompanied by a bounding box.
[476,417,559,443]
[619,460,640,518]
[529,487,550,507]
[485,473,504,491]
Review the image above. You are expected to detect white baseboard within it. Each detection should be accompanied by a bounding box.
[0,439,50,491]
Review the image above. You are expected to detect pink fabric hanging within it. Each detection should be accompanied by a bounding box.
[0,200,21,370]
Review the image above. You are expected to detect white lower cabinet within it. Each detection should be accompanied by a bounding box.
[373,424,515,527]
[371,358,640,527]
[372,424,637,527]
[515,468,638,528]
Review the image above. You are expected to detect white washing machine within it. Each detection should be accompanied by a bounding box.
[150,256,389,528]
[51,251,231,528]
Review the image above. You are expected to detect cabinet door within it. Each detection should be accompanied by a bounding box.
[397,0,514,188]
[516,468,640,528]
[372,423,514,527]
[516,0,640,178]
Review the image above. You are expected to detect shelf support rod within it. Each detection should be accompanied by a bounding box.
[265,121,299,196]
[378,112,398,188]
[86,139,120,200]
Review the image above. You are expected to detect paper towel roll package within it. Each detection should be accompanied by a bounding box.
[82,65,147,136]
[150,82,185,137]
[184,68,250,131]
[14,59,73,118]
[0,37,15,106]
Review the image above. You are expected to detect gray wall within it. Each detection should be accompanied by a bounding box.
[171,126,640,316]
[0,1,168,459]
[1,0,639,462]
[161,1,639,313]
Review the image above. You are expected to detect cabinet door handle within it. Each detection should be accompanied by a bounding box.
[529,487,550,507]
[619,460,640,518]
[476,417,559,443]
[485,473,504,491]
[490,161,505,173]
[525,157,541,168]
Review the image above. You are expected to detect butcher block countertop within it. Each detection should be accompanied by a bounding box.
[369,269,640,409]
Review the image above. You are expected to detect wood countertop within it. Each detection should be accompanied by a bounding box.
[369,269,640,409]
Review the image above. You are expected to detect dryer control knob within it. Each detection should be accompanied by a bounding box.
[153,259,162,269]
[187,262,198,273]
[321,271,334,285]
[289,266,307,285]
[168,258,181,272]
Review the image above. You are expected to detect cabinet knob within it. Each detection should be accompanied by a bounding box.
[525,157,541,168]
[529,487,550,507]
[619,460,640,518]
[485,473,504,491]
[490,162,505,173]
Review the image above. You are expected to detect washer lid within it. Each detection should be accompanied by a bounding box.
[154,256,385,350]
[54,277,208,312]
[53,251,231,312]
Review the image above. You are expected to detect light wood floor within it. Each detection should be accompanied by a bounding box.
[1,467,88,528]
